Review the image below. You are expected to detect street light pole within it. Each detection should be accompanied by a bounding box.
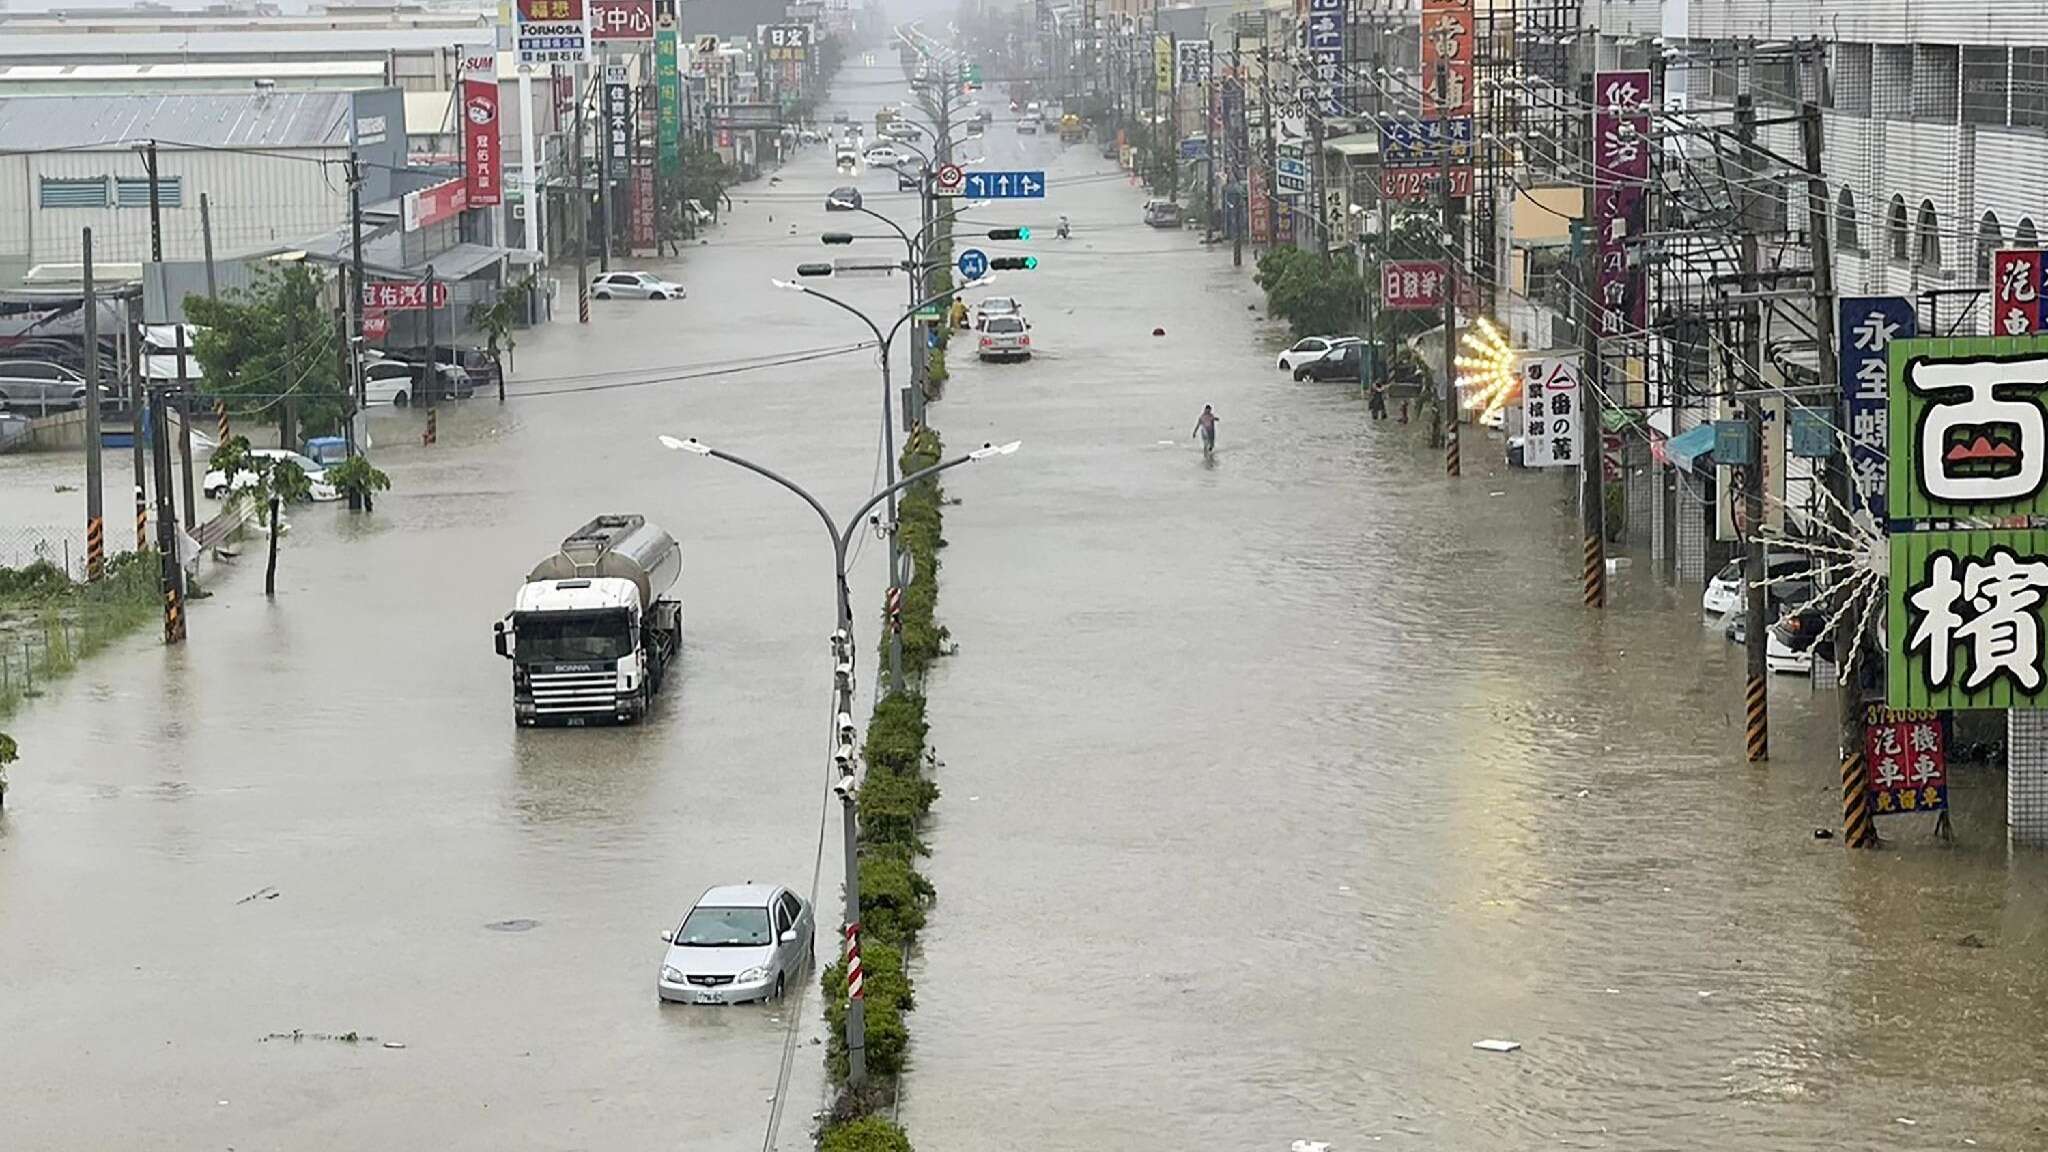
[657,434,1020,1090]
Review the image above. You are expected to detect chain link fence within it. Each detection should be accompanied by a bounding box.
[0,525,92,582]
[0,543,161,719]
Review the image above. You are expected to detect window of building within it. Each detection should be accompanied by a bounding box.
[1913,45,1961,122]
[115,176,181,209]
[1962,46,2010,126]
[1875,45,1915,118]
[1836,186,1860,252]
[2018,48,2048,127]
[1917,199,1942,271]
[1979,211,2003,280]
[1756,55,1799,108]
[1888,195,1909,261]
[2020,217,2040,247]
[1835,44,1873,116]
[38,177,109,208]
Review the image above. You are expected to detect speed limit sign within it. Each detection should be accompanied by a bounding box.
[933,163,965,198]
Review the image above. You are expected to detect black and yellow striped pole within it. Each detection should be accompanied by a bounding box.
[85,516,105,583]
[1582,530,1605,608]
[215,398,230,444]
[1445,414,1460,477]
[1744,672,1769,763]
[134,485,148,552]
[163,581,184,644]
[1841,743,1876,846]
[423,408,438,446]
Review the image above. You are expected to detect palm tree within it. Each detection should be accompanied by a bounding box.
[207,436,313,596]
[325,454,391,513]
[467,275,536,402]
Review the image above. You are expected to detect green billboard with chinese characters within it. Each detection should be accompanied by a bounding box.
[1887,334,2048,522]
[1890,529,2048,709]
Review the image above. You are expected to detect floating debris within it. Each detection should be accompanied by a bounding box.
[484,919,541,933]
[1472,1039,1521,1053]
[235,886,280,905]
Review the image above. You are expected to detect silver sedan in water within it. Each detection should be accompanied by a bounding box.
[657,884,815,1004]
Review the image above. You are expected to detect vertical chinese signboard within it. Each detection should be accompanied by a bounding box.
[1420,0,1472,120]
[459,46,501,207]
[1887,335,2048,709]
[1155,35,1172,97]
[1175,39,1211,87]
[1306,0,1344,115]
[1249,166,1270,244]
[605,62,631,166]
[1863,705,1949,816]
[1381,260,1448,311]
[633,83,656,249]
[515,0,589,65]
[1593,70,1650,339]
[656,0,680,178]
[1521,352,1582,468]
[1839,296,1914,524]
[1992,248,2045,335]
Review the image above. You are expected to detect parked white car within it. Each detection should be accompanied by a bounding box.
[862,145,904,168]
[1275,335,1360,373]
[203,448,340,502]
[592,271,685,300]
[1702,555,1812,619]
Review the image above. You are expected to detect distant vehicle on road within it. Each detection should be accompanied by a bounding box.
[592,271,684,300]
[302,435,351,470]
[1017,116,1039,135]
[861,145,903,167]
[1144,199,1183,228]
[658,884,814,1004]
[1059,113,1084,143]
[493,514,685,726]
[974,295,1022,329]
[832,111,850,124]
[1100,139,1119,159]
[977,315,1032,361]
[1703,554,1813,620]
[826,186,862,210]
[203,448,340,502]
[1275,335,1360,373]
[359,356,470,407]
[1295,342,1365,383]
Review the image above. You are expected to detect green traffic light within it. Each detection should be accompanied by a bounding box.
[1024,256,1038,269]
[1017,226,1031,240]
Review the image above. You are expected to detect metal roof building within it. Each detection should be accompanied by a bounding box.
[0,88,409,288]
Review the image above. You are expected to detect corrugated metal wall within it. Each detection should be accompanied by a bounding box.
[20,146,347,270]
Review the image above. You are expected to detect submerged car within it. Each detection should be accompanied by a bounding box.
[827,186,862,210]
[592,271,684,300]
[203,448,340,502]
[657,884,815,1005]
[1702,554,1814,619]
[1275,335,1360,373]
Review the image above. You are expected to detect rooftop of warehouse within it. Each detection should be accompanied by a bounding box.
[0,90,357,151]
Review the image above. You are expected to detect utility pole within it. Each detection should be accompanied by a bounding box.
[199,192,218,300]
[1734,93,1767,756]
[345,151,367,462]
[1433,60,1455,462]
[143,140,163,263]
[82,229,105,582]
[1798,88,1874,842]
[575,63,592,324]
[1231,26,1243,267]
[127,293,147,552]
[1579,67,1607,609]
[150,382,185,643]
[599,50,615,272]
[173,326,196,532]
[1260,43,1275,253]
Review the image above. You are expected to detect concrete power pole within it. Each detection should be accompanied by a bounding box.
[82,229,105,583]
[575,64,592,324]
[1578,66,1607,609]
[1732,93,1768,761]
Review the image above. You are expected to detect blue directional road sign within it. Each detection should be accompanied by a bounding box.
[961,170,1046,199]
[957,247,990,280]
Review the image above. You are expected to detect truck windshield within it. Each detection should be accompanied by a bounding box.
[517,611,632,662]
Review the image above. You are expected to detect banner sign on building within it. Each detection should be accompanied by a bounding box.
[1305,0,1344,114]
[1249,167,1270,244]
[363,280,451,311]
[764,24,810,61]
[1378,117,1472,201]
[1420,0,1472,119]
[459,46,501,207]
[1890,528,2048,710]
[656,0,680,176]
[1176,39,1212,87]
[1862,705,1949,816]
[402,177,467,231]
[1839,296,1914,523]
[589,0,654,41]
[604,63,631,165]
[1381,260,1447,311]
[632,84,657,248]
[1155,35,1173,96]
[1521,353,1582,468]
[1593,69,1651,339]
[1993,248,2045,335]
[515,0,589,64]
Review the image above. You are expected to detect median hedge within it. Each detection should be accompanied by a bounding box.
[819,432,950,1148]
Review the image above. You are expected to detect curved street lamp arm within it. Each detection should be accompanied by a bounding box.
[794,283,889,349]
[838,450,984,557]
[844,202,912,249]
[697,444,843,560]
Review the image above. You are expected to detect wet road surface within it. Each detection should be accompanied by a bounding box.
[4,58,2047,1151]
[903,85,2048,1152]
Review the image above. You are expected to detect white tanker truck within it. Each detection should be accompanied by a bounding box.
[493,515,684,726]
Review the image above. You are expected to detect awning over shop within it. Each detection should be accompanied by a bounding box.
[1660,421,1717,475]
[1323,132,1378,159]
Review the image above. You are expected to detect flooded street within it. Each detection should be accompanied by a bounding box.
[2,58,2046,1150]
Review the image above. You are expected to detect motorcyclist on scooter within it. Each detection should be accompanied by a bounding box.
[1057,213,1071,239]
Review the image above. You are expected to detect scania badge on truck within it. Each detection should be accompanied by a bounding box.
[493,515,684,725]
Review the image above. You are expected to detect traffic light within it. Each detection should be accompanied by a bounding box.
[795,262,834,277]
[987,227,1031,240]
[820,232,854,245]
[990,256,1038,271]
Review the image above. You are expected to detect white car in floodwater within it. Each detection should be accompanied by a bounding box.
[203,448,340,502]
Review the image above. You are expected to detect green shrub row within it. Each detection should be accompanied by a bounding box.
[818,433,950,1150]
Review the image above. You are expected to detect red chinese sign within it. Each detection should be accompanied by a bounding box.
[518,0,584,19]
[1381,260,1448,311]
[402,177,467,232]
[1993,248,2044,335]
[1593,70,1651,339]
[589,0,654,41]
[1379,166,1472,201]
[1863,706,1949,815]
[460,47,501,207]
[363,280,450,311]
[1250,168,1270,244]
[1420,0,1473,120]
